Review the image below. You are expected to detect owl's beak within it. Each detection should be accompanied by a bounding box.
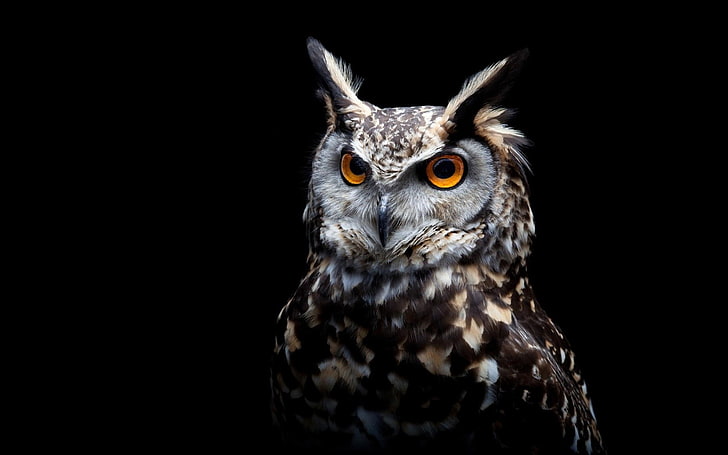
[377,193,390,247]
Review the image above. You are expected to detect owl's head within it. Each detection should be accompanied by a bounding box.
[304,38,534,273]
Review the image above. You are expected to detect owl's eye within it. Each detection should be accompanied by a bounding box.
[424,154,467,189]
[340,151,368,185]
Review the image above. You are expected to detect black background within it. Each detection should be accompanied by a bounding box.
[110,11,708,454]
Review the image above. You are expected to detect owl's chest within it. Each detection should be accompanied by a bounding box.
[270,277,511,447]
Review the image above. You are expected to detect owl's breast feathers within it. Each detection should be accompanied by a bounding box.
[271,259,605,454]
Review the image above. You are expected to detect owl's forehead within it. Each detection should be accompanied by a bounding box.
[353,106,445,163]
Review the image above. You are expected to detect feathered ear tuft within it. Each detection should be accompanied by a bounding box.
[306,37,372,130]
[441,48,531,172]
[442,49,529,135]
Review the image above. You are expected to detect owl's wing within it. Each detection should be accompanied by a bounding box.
[494,291,606,454]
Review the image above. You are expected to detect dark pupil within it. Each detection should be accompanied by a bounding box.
[433,159,455,178]
[350,156,367,175]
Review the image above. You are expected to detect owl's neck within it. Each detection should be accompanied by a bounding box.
[303,251,530,313]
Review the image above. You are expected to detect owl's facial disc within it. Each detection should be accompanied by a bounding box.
[312,133,497,268]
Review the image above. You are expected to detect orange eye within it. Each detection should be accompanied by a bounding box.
[340,151,368,185]
[424,154,466,189]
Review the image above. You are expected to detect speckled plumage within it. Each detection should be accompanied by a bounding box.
[270,37,606,454]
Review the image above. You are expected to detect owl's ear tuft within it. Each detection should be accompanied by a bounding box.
[442,48,529,138]
[306,37,372,130]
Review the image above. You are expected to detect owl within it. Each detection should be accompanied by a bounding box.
[269,37,606,454]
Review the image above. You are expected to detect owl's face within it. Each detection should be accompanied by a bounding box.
[305,39,533,272]
[310,107,499,269]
